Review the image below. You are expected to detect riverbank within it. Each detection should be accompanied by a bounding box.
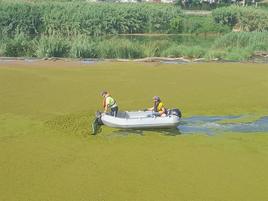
[0,53,267,65]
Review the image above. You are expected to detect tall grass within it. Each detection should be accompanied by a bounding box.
[36,35,70,58]
[97,39,144,59]
[161,45,206,58]
[142,40,171,57]
[211,32,268,60]
[223,48,254,61]
[69,35,98,58]
[161,45,183,57]
[212,32,268,51]
[0,31,266,62]
[0,2,183,37]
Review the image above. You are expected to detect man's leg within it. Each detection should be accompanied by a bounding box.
[111,107,118,117]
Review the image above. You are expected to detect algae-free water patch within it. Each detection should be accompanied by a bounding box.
[179,115,268,135]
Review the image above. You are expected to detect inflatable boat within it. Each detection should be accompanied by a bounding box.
[92,109,181,133]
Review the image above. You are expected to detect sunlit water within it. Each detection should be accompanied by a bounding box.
[179,116,268,135]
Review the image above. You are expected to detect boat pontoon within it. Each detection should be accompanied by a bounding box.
[92,109,182,134]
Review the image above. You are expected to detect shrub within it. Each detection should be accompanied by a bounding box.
[212,6,268,31]
[145,4,183,33]
[182,16,231,34]
[169,17,184,33]
[0,2,42,36]
[238,8,268,32]
[4,32,36,57]
[212,6,239,27]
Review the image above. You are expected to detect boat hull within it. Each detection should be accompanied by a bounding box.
[101,111,180,129]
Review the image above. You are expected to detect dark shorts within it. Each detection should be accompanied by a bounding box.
[111,106,118,117]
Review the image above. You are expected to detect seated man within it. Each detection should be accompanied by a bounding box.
[147,96,167,117]
[101,91,118,117]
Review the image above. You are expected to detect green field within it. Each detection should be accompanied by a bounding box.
[1,61,268,201]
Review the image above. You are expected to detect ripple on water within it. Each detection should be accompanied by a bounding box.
[178,116,268,135]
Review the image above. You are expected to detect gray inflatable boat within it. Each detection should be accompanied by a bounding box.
[100,109,181,129]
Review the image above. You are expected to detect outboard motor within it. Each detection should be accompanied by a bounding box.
[168,108,182,118]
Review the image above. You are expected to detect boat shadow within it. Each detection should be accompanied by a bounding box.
[112,127,181,136]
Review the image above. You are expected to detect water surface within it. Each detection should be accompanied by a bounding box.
[179,115,268,135]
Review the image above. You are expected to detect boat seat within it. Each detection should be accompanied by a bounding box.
[116,112,129,118]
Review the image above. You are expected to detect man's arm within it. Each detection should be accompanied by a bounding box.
[104,104,108,113]
[147,107,154,111]
[103,97,108,113]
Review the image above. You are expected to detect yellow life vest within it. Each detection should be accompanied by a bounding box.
[105,96,117,108]
[157,102,165,112]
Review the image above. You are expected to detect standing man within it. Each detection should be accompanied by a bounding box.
[101,91,118,117]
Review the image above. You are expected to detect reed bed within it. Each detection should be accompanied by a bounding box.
[0,2,182,37]
[0,32,267,61]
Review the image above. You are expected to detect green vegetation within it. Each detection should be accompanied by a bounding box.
[162,45,206,58]
[182,16,231,34]
[1,62,268,201]
[36,35,70,58]
[4,32,36,57]
[210,32,268,60]
[1,32,267,61]
[213,32,268,50]
[0,41,5,56]
[0,1,232,37]
[212,5,268,31]
[69,35,98,58]
[0,2,182,36]
[0,1,267,61]
[97,38,144,58]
